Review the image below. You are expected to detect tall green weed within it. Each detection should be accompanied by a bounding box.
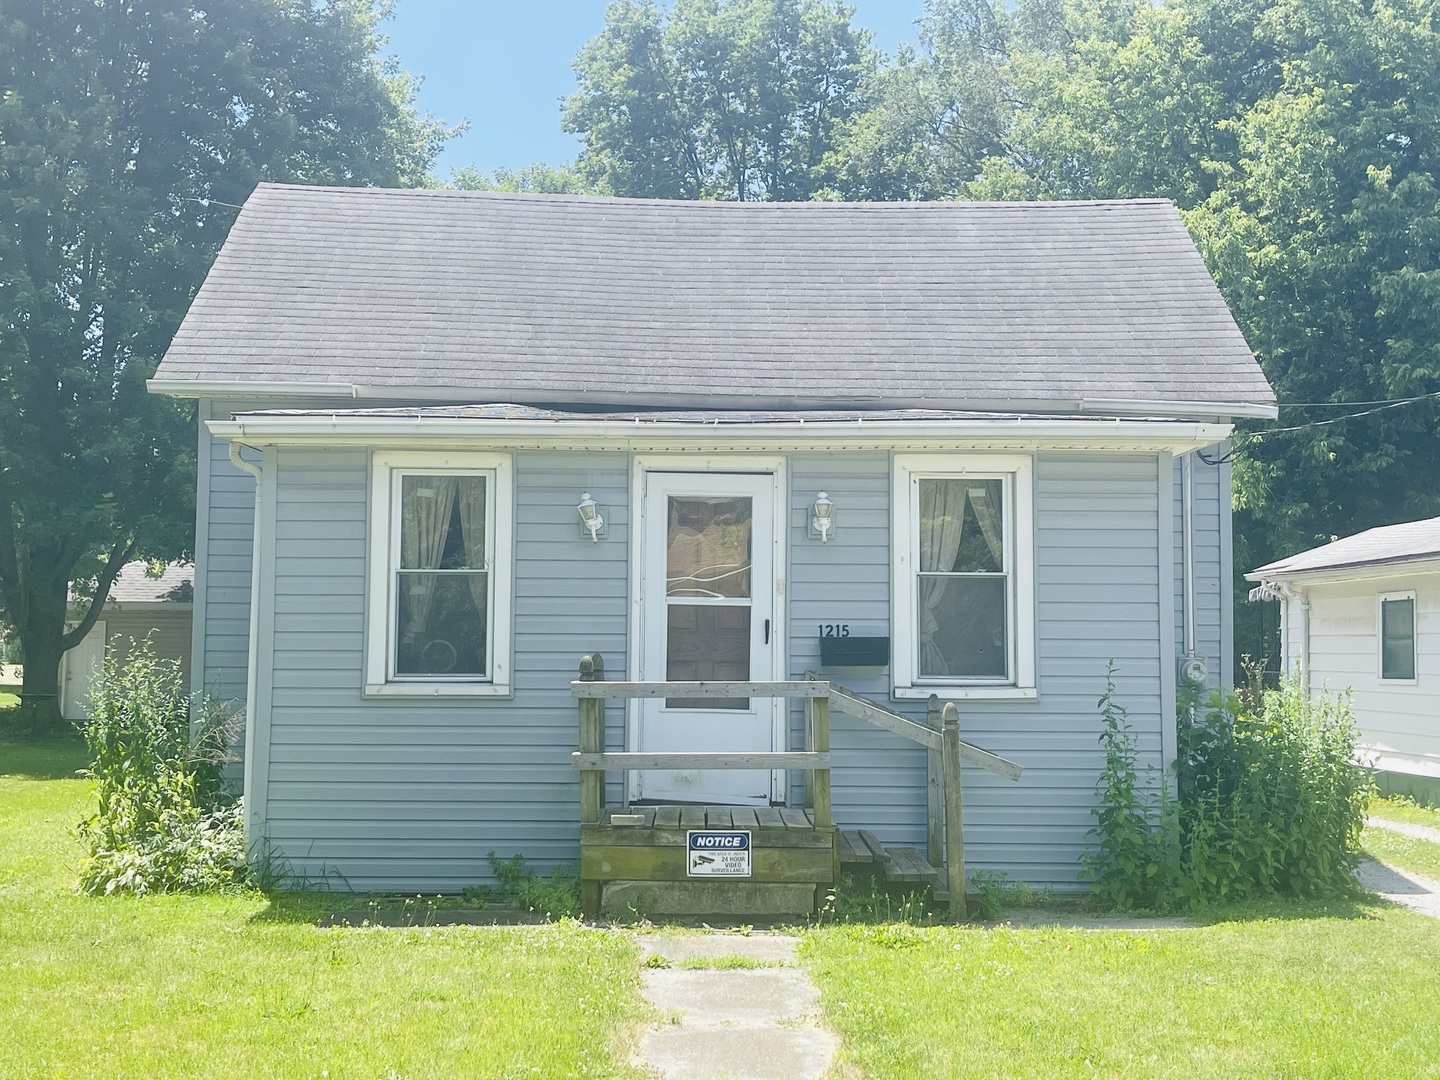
[77,637,247,895]
[1085,666,1371,911]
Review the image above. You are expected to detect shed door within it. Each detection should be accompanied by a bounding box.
[62,621,106,721]
[635,472,781,805]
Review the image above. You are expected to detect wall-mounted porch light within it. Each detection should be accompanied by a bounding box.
[577,492,606,542]
[810,491,834,543]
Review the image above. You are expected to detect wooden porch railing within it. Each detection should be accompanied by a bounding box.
[570,653,1022,919]
[570,654,836,827]
[812,673,1023,918]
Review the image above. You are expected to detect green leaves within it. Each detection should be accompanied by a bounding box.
[564,0,874,200]
[76,636,246,895]
[0,1,450,721]
[1086,665,1373,912]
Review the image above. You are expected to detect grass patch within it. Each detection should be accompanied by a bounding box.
[1370,795,1440,830]
[802,898,1440,1077]
[0,690,18,709]
[643,953,786,970]
[1363,825,1440,881]
[0,740,650,1078]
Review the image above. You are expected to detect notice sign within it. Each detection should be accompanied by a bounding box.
[686,830,752,878]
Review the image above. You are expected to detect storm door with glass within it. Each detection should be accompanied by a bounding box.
[635,471,780,805]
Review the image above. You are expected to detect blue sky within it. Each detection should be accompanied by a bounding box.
[383,0,929,180]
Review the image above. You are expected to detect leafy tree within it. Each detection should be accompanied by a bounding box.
[450,162,601,194]
[0,0,449,730]
[860,0,1440,664]
[831,0,1012,200]
[564,0,876,200]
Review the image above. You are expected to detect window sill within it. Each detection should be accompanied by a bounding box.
[363,682,512,699]
[892,685,1038,702]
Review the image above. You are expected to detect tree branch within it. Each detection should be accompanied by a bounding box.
[61,539,135,650]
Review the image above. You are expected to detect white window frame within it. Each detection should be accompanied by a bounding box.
[364,451,514,697]
[1378,591,1418,684]
[892,453,1036,700]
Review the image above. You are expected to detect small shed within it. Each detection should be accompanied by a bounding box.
[62,562,194,721]
[1248,517,1440,799]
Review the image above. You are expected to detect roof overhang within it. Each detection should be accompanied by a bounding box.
[206,411,1234,454]
[1245,555,1440,589]
[153,379,1278,421]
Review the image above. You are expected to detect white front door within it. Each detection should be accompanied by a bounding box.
[62,621,106,721]
[635,471,782,805]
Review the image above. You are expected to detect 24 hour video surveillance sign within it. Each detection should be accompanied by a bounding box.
[686,831,752,877]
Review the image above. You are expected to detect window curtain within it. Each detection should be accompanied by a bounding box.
[968,484,1004,569]
[456,477,489,615]
[918,480,968,675]
[400,476,457,644]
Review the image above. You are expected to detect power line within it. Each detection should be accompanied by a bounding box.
[1197,388,1440,465]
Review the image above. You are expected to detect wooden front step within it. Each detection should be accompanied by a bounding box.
[839,831,950,901]
[581,805,837,918]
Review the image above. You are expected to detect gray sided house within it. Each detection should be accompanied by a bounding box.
[151,184,1274,895]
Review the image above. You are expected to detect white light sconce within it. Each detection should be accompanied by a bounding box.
[577,492,606,542]
[810,491,834,543]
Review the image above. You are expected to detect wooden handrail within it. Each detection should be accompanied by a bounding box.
[572,679,830,699]
[572,751,830,771]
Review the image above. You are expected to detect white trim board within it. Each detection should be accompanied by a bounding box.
[207,416,1234,456]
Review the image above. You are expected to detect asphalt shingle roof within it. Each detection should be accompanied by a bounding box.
[1249,517,1440,579]
[71,562,194,606]
[154,184,1273,415]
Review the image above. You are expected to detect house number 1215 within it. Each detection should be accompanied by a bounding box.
[818,624,851,637]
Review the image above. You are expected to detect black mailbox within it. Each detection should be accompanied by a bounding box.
[819,635,890,668]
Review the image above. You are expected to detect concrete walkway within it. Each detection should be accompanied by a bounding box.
[1367,815,1440,845]
[1356,858,1440,920]
[633,935,837,1080]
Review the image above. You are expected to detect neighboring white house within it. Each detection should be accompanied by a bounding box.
[61,562,194,721]
[1247,517,1440,799]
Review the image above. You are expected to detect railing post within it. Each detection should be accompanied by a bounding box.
[941,701,965,919]
[578,653,605,825]
[811,693,831,829]
[926,695,944,868]
[578,654,605,919]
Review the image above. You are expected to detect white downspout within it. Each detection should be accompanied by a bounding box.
[229,442,265,850]
[1250,579,1309,695]
[1181,452,1197,661]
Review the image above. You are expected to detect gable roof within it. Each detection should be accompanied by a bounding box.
[152,184,1274,418]
[1247,517,1440,580]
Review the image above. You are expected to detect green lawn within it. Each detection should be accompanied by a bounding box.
[803,903,1440,1078]
[0,740,649,1079]
[1370,795,1440,830]
[0,690,18,709]
[10,738,1440,1079]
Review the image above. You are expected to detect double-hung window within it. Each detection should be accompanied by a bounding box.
[365,452,513,696]
[892,454,1035,699]
[1379,592,1417,682]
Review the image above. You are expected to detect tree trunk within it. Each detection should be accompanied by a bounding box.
[3,541,131,736]
[19,630,67,733]
[16,576,71,734]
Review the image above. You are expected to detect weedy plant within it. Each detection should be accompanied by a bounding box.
[1083,662,1372,911]
[461,851,580,919]
[76,636,247,895]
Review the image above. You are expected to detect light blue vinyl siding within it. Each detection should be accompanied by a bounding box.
[197,408,257,704]
[1173,449,1228,691]
[791,452,1163,888]
[215,440,1199,892]
[256,448,629,891]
